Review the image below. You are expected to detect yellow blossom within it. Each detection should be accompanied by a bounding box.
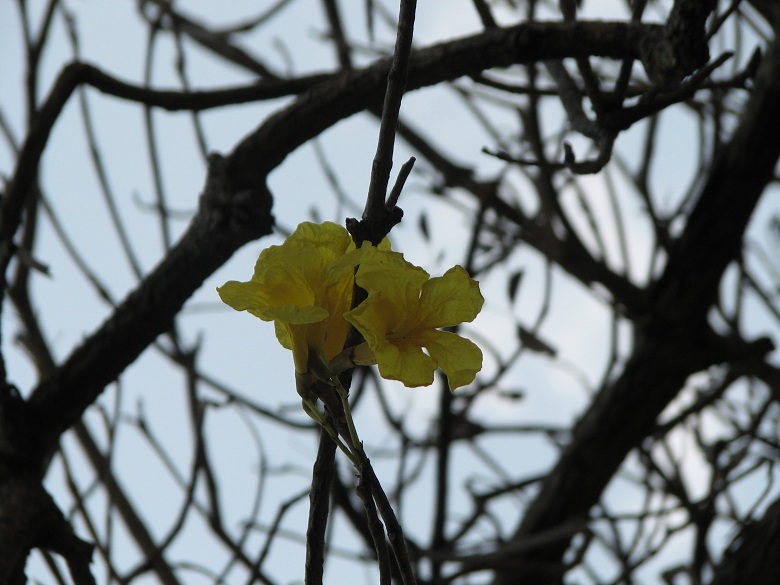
[345,249,483,390]
[217,221,362,376]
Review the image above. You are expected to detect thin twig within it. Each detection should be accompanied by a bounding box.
[305,430,337,585]
[362,0,417,240]
[360,453,418,585]
[356,472,392,585]
[143,20,174,251]
[386,156,416,210]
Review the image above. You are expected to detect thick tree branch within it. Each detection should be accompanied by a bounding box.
[640,0,717,84]
[0,467,95,585]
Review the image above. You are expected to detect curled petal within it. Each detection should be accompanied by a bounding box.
[275,322,310,374]
[373,338,437,388]
[424,330,483,390]
[344,290,392,347]
[217,280,269,316]
[218,279,327,324]
[345,290,436,385]
[354,249,429,312]
[264,304,330,325]
[419,266,484,328]
[287,221,353,258]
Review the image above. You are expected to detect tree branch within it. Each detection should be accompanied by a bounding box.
[27,154,273,459]
[491,24,780,584]
[305,428,337,585]
[362,0,417,243]
[23,18,662,469]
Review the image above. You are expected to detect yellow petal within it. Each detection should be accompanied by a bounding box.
[219,278,321,323]
[354,249,428,318]
[344,290,393,347]
[220,221,377,375]
[346,290,434,386]
[375,236,393,251]
[265,304,329,325]
[424,330,483,390]
[418,266,484,328]
[283,323,311,374]
[287,221,352,259]
[217,280,269,316]
[347,252,485,389]
[251,246,322,306]
[274,320,293,350]
[319,247,368,358]
[373,338,437,387]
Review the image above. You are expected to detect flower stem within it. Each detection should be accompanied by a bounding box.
[333,379,363,458]
[302,398,358,466]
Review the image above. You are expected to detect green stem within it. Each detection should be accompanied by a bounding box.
[332,379,363,457]
[302,398,358,466]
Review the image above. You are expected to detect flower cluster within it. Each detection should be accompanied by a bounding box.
[218,222,483,391]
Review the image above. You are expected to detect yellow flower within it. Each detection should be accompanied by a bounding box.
[217,222,362,375]
[345,249,483,390]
